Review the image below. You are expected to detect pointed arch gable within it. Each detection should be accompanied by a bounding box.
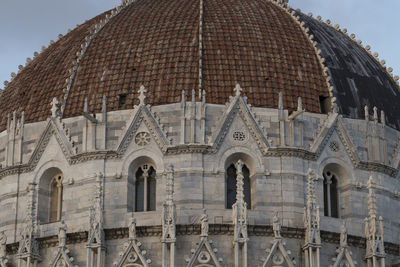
[117,105,169,156]
[211,97,270,154]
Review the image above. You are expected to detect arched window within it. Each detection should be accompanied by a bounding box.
[226,163,251,209]
[135,164,156,212]
[38,168,64,223]
[323,170,339,218]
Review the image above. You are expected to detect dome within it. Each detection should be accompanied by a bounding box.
[2,0,399,131]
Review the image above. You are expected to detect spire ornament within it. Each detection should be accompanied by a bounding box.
[87,173,106,267]
[17,182,41,266]
[161,164,176,267]
[232,159,248,267]
[365,176,385,267]
[303,168,321,267]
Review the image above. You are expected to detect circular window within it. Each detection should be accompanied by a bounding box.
[329,141,340,152]
[232,131,246,142]
[135,132,151,146]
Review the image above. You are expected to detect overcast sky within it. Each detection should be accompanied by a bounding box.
[0,0,399,89]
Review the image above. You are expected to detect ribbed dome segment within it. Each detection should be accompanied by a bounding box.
[3,0,375,131]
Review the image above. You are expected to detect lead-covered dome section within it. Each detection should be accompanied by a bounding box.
[0,0,330,132]
[299,12,400,130]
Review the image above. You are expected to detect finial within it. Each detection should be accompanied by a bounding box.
[297,97,303,111]
[367,176,377,217]
[135,85,147,105]
[380,110,385,126]
[373,107,378,123]
[166,164,174,202]
[234,83,242,97]
[364,105,369,121]
[235,159,245,204]
[181,90,186,105]
[102,95,107,114]
[278,91,283,110]
[191,89,196,102]
[202,90,206,104]
[51,97,60,118]
[84,97,89,113]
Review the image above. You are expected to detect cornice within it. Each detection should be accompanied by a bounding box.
[4,224,399,256]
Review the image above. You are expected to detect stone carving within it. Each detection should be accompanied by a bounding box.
[272,212,281,238]
[162,165,176,267]
[303,168,321,267]
[17,182,41,266]
[0,231,8,267]
[113,217,151,267]
[364,176,385,267]
[138,85,147,106]
[211,85,270,154]
[330,221,356,267]
[260,213,295,267]
[51,97,60,118]
[185,210,223,267]
[135,132,151,146]
[87,173,106,267]
[232,159,248,267]
[50,221,77,267]
[117,104,169,155]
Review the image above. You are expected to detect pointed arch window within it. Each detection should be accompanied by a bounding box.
[323,170,339,218]
[135,164,156,212]
[226,163,251,209]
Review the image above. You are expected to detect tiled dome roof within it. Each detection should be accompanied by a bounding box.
[1,0,399,130]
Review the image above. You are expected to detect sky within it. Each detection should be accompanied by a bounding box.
[0,0,399,89]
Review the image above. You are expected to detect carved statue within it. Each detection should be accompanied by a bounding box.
[272,212,281,238]
[200,210,209,237]
[58,220,67,247]
[129,217,137,240]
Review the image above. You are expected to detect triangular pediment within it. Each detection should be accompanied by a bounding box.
[185,238,222,267]
[117,105,169,155]
[261,239,295,267]
[311,115,360,166]
[331,247,356,267]
[50,248,75,267]
[29,118,75,169]
[113,240,150,267]
[211,96,270,154]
